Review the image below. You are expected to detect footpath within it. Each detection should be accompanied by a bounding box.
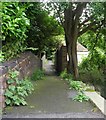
[2,60,104,119]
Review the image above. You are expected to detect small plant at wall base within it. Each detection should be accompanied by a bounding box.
[4,70,34,106]
[31,69,45,81]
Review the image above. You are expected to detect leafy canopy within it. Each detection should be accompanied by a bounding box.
[1,2,30,60]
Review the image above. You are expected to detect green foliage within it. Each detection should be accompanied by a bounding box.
[69,81,86,92]
[60,69,89,102]
[79,65,104,86]
[79,31,105,71]
[26,3,64,57]
[45,35,64,60]
[73,92,89,102]
[0,51,4,62]
[60,69,68,80]
[1,2,30,60]
[4,70,34,106]
[60,69,73,81]
[31,69,45,81]
[78,54,105,96]
[90,3,104,21]
[78,15,105,92]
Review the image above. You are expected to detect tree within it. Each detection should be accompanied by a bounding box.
[78,2,106,71]
[45,2,105,79]
[25,3,63,58]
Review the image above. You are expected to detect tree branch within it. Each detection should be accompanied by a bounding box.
[73,3,87,41]
[64,5,73,40]
[79,22,96,36]
[78,19,105,36]
[79,16,93,28]
[75,3,87,20]
[53,3,64,26]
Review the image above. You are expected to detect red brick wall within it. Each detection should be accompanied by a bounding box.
[0,51,42,110]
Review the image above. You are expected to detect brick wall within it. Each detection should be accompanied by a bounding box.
[0,51,42,109]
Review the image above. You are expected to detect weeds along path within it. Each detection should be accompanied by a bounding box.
[3,60,104,118]
[3,75,103,118]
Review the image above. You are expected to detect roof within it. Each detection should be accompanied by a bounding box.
[60,42,88,52]
[77,42,88,52]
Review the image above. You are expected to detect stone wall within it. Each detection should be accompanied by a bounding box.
[0,51,42,109]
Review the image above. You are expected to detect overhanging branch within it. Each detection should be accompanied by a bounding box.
[79,16,93,28]
[52,3,64,26]
[78,20,105,36]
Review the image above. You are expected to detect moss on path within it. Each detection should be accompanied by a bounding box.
[3,75,103,118]
[3,60,104,118]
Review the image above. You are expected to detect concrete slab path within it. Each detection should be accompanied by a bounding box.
[2,60,105,119]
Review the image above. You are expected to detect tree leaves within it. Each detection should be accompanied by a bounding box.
[2,2,30,60]
[4,70,34,106]
[26,3,63,56]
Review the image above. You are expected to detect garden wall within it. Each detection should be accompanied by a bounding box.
[0,51,42,109]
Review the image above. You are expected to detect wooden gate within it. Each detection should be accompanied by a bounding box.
[55,45,67,74]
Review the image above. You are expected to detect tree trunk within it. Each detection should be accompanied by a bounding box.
[71,41,79,79]
[67,43,73,74]
[64,3,87,79]
[65,34,73,74]
[66,35,79,79]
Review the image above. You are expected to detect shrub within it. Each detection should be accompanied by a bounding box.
[31,69,45,81]
[60,69,89,102]
[69,80,87,91]
[79,67,104,86]
[2,3,30,60]
[89,69,104,85]
[73,92,89,102]
[4,70,34,106]
[60,69,73,81]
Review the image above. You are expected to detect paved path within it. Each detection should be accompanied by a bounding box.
[2,61,104,118]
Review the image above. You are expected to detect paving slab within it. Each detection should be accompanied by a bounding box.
[84,91,106,116]
[3,76,104,118]
[2,60,105,119]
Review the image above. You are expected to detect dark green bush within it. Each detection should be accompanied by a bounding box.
[2,3,30,60]
[79,56,105,97]
[79,64,104,86]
